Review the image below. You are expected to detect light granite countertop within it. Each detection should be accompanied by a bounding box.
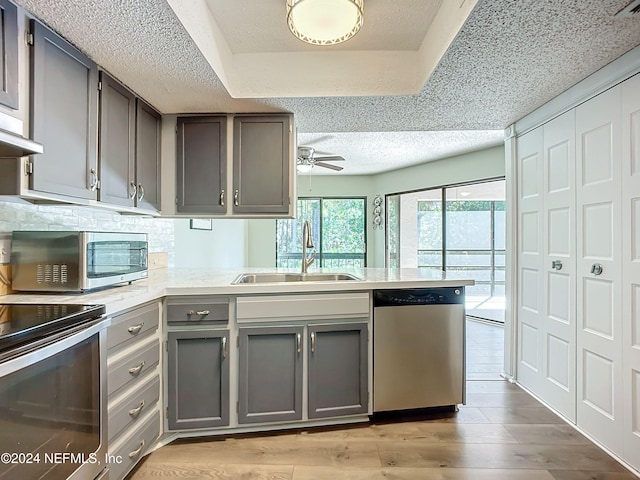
[0,267,474,314]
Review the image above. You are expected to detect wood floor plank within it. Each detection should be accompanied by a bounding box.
[465,391,542,407]
[504,425,592,445]
[464,380,521,393]
[132,462,294,479]
[376,443,627,471]
[478,406,565,424]
[548,471,639,480]
[292,466,556,480]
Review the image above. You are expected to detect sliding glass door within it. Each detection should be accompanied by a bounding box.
[386,179,505,322]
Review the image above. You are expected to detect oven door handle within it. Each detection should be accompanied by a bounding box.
[0,317,111,377]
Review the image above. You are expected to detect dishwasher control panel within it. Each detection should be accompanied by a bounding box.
[373,287,464,306]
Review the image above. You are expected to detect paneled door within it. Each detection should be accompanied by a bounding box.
[621,73,640,466]
[517,127,545,393]
[540,111,576,421]
[575,85,623,455]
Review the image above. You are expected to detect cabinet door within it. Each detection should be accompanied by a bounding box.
[167,330,230,430]
[232,115,291,214]
[98,71,136,207]
[176,116,227,214]
[0,0,18,109]
[135,99,161,211]
[238,326,303,424]
[29,19,98,200]
[308,323,368,419]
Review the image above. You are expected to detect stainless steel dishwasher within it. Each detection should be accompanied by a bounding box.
[373,287,465,412]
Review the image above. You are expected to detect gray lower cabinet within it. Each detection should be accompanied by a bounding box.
[232,115,291,214]
[167,329,230,430]
[29,18,98,199]
[238,326,303,424]
[176,116,227,214]
[308,323,368,419]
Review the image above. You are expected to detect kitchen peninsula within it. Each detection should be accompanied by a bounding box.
[0,268,473,480]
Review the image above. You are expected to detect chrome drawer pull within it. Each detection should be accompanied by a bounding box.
[187,310,210,316]
[310,332,316,353]
[137,183,145,201]
[128,401,145,418]
[127,322,144,335]
[129,181,137,200]
[222,336,227,359]
[128,441,145,459]
[128,361,145,376]
[296,333,301,353]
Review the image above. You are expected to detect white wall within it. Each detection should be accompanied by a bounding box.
[173,218,247,268]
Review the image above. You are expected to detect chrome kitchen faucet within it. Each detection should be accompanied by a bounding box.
[301,220,316,274]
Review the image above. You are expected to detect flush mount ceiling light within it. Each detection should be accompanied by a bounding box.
[286,0,364,45]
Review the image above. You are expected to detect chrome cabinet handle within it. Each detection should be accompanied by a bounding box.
[222,336,227,359]
[551,260,563,270]
[220,189,225,206]
[89,168,98,191]
[234,189,239,206]
[296,333,301,353]
[137,183,145,201]
[129,181,137,199]
[187,310,210,316]
[128,441,145,459]
[128,361,145,376]
[127,322,144,335]
[591,263,603,275]
[310,332,316,353]
[128,401,145,418]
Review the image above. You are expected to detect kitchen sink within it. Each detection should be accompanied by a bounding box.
[231,272,361,284]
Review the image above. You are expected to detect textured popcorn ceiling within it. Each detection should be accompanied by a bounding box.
[12,0,640,175]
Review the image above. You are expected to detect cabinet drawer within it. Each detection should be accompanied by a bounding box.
[108,302,159,353]
[108,410,159,480]
[236,292,370,323]
[108,339,159,397]
[108,375,160,443]
[166,296,229,324]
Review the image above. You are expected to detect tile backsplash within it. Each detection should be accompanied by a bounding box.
[0,201,175,266]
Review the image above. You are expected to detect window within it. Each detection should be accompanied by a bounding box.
[276,197,366,268]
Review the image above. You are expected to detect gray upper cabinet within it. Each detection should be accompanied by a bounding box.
[135,99,161,212]
[29,18,98,200]
[0,0,18,109]
[98,71,136,207]
[99,72,161,212]
[232,115,291,214]
[238,326,303,424]
[176,116,227,215]
[308,323,368,419]
[167,329,230,430]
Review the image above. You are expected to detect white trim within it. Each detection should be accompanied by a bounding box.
[515,45,640,136]
[503,126,518,379]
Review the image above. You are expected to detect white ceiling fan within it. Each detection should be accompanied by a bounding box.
[297,146,345,172]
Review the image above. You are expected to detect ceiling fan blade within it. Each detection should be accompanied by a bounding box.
[315,161,344,171]
[314,155,345,162]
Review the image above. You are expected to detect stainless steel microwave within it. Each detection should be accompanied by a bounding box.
[11,231,148,292]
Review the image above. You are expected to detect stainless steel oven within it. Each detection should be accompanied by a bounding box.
[11,231,148,292]
[0,304,109,480]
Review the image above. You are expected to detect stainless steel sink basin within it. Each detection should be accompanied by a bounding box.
[232,272,361,284]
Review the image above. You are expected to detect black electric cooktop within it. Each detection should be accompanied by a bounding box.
[0,303,105,355]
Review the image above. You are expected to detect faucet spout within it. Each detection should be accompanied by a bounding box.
[302,220,315,274]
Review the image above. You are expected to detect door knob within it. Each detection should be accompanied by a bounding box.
[551,260,563,270]
[590,263,603,276]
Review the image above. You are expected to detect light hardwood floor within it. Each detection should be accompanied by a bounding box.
[127,320,638,479]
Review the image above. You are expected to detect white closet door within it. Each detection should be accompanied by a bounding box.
[517,127,545,393]
[621,73,640,469]
[541,110,576,420]
[576,85,623,455]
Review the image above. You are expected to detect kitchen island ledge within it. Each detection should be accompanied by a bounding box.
[0,267,474,314]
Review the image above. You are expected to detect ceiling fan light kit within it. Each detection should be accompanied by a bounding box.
[286,0,364,45]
